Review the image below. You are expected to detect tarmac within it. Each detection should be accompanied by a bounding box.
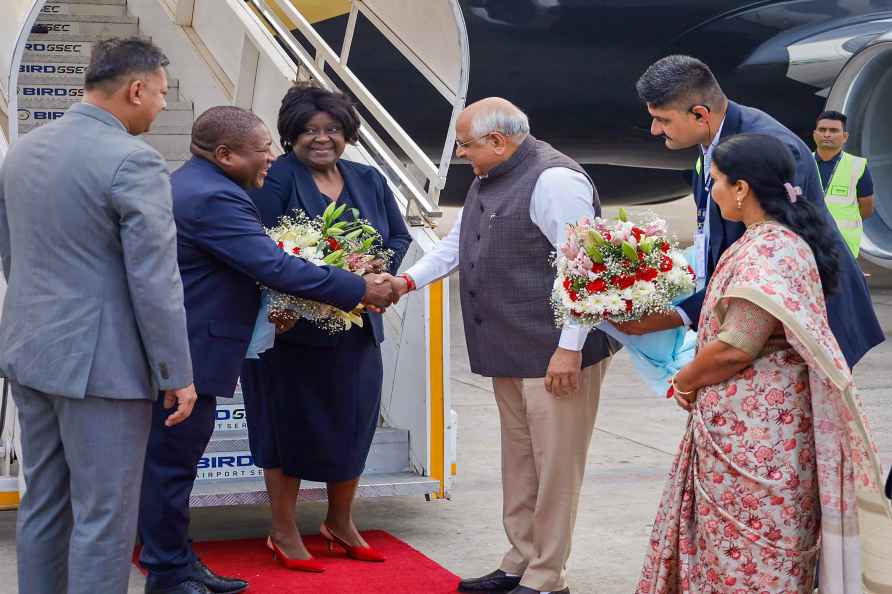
[1,199,891,593]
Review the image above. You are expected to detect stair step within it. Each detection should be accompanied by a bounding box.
[51,0,127,5]
[17,81,181,104]
[18,67,180,87]
[203,427,411,476]
[189,472,439,507]
[24,39,97,60]
[37,13,137,24]
[141,130,193,161]
[20,56,93,73]
[17,103,193,133]
[30,19,140,39]
[39,2,127,16]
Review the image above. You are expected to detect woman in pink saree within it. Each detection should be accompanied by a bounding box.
[637,134,892,594]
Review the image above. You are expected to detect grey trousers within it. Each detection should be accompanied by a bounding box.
[12,382,152,594]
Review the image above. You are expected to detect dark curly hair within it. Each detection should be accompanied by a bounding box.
[277,82,361,151]
[712,133,840,295]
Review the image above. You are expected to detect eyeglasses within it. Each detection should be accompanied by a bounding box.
[454,131,501,152]
[300,126,344,139]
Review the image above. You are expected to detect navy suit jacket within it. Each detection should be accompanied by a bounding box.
[249,153,412,346]
[172,156,366,396]
[678,102,883,368]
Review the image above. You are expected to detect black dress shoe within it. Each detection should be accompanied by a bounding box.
[507,588,570,594]
[146,580,211,594]
[189,558,248,594]
[458,569,522,592]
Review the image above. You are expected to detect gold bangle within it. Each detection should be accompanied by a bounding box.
[671,376,695,396]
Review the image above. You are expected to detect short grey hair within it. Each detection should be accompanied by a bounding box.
[470,104,530,139]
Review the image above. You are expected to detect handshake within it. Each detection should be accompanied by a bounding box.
[361,273,413,313]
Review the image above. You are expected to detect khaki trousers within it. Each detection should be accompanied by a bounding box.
[493,358,609,592]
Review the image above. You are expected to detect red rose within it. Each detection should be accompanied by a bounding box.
[326,237,340,251]
[636,267,658,282]
[292,247,301,255]
[624,299,633,312]
[603,232,612,241]
[563,278,572,291]
[277,241,285,249]
[571,309,582,317]
[659,256,673,272]
[569,291,579,302]
[586,279,607,293]
[612,275,636,289]
[592,263,607,273]
[660,242,670,253]
[687,265,696,279]
[631,227,644,241]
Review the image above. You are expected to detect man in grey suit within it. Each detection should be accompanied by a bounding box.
[0,38,198,594]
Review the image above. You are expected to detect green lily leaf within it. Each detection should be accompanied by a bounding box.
[586,246,604,263]
[322,201,337,224]
[622,241,639,263]
[323,249,344,265]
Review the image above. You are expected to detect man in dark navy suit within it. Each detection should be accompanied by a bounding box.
[618,55,882,369]
[137,106,395,594]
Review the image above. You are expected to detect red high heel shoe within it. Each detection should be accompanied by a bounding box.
[266,536,325,572]
[320,523,386,562]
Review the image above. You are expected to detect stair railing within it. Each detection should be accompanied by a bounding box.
[242,0,468,223]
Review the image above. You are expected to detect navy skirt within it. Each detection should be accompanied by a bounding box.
[240,324,383,482]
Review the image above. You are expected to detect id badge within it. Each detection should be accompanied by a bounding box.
[693,232,707,291]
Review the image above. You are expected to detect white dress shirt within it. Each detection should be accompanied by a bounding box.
[404,167,595,351]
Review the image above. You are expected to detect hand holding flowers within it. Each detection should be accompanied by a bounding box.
[265,201,394,332]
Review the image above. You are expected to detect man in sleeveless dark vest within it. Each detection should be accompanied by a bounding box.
[392,98,616,594]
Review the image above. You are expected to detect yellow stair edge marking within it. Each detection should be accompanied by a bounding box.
[428,280,446,499]
[0,491,20,509]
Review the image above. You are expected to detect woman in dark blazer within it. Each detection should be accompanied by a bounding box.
[241,83,411,570]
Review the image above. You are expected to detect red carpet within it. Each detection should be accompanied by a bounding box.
[136,531,461,593]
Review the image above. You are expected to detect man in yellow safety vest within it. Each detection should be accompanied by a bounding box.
[813,110,875,257]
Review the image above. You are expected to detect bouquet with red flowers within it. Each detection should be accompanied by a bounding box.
[553,209,698,396]
[552,209,695,325]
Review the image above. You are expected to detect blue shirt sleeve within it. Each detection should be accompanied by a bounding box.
[857,164,875,197]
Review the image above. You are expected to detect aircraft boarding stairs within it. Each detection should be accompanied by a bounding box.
[2,0,469,506]
[19,0,193,167]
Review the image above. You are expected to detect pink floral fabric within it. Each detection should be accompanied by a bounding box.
[637,222,887,594]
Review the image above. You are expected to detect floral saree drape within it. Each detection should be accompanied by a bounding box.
[637,222,892,594]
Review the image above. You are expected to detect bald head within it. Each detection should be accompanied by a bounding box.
[459,97,530,140]
[454,97,530,177]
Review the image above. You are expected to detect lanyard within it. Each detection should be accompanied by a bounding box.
[814,151,842,195]
[696,151,712,232]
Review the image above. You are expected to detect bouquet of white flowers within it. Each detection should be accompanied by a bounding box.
[265,201,391,333]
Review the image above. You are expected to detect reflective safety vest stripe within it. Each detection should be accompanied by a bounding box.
[821,152,868,257]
